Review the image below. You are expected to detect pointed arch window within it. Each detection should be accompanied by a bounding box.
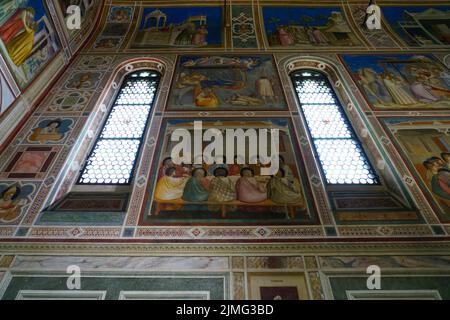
[78,70,161,185]
[291,70,379,185]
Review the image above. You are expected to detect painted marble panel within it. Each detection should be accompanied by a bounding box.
[169,55,286,110]
[262,6,362,48]
[384,118,450,222]
[382,6,450,47]
[141,119,315,225]
[341,54,450,110]
[0,0,60,88]
[131,7,223,48]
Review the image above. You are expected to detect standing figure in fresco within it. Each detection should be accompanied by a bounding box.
[29,120,64,143]
[276,26,294,46]
[192,25,208,46]
[256,76,276,103]
[208,167,236,203]
[182,168,210,202]
[312,27,328,45]
[0,7,37,66]
[358,68,391,104]
[235,167,267,203]
[306,27,316,44]
[154,167,187,201]
[409,75,439,103]
[0,185,26,222]
[267,169,304,206]
[381,72,417,105]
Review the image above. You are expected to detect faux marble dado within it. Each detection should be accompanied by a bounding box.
[318,255,450,269]
[11,256,229,271]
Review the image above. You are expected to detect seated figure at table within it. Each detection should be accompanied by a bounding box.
[236,167,267,203]
[267,168,305,206]
[154,167,187,200]
[182,168,210,202]
[208,167,236,202]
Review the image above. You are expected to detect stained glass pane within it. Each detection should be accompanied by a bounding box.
[78,71,161,185]
[292,70,379,185]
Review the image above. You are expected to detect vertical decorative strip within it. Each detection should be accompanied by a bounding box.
[231,5,258,48]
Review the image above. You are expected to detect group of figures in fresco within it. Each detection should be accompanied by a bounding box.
[263,7,361,47]
[170,55,285,110]
[343,54,450,109]
[146,120,309,221]
[153,155,305,216]
[1,2,450,226]
[132,7,222,48]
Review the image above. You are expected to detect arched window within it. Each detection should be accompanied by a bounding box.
[291,70,379,185]
[78,70,161,185]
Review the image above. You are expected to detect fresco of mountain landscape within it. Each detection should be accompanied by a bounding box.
[168,55,286,110]
[0,0,60,88]
[261,6,362,48]
[385,118,450,222]
[341,54,450,110]
[382,6,450,47]
[131,7,222,48]
[141,119,316,225]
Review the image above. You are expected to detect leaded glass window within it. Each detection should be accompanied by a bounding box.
[78,70,161,185]
[291,70,379,185]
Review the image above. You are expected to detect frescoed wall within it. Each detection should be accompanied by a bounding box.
[142,119,315,225]
[0,0,449,301]
[262,6,362,48]
[341,54,450,110]
[382,6,450,47]
[131,7,222,48]
[0,0,60,88]
[169,55,286,110]
[384,118,450,223]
